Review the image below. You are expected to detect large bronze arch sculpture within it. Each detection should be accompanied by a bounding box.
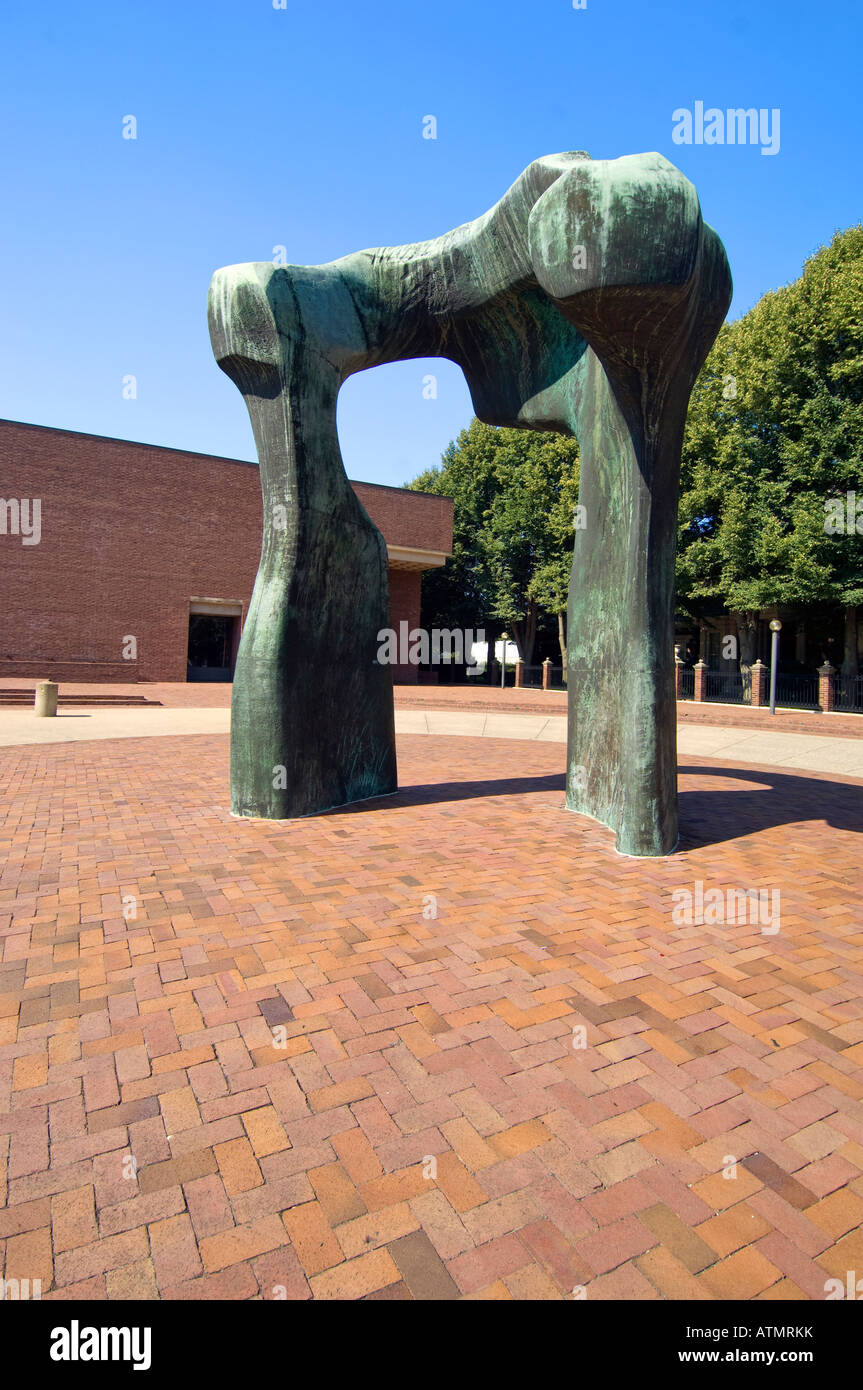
[208,151,732,857]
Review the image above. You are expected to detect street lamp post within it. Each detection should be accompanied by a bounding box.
[769,619,782,715]
[500,633,508,689]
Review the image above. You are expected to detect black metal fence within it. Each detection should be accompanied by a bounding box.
[835,674,863,712]
[704,670,745,704]
[678,668,695,701]
[774,673,819,709]
[675,666,837,710]
[487,661,862,708]
[509,664,568,690]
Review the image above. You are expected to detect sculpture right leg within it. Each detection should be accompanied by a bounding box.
[528,154,732,856]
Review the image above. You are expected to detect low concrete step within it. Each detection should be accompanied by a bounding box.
[0,689,162,707]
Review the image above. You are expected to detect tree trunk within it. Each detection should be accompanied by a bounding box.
[485,617,498,683]
[735,612,759,705]
[526,601,537,666]
[841,605,859,676]
[557,610,567,685]
[511,601,538,666]
[841,605,859,704]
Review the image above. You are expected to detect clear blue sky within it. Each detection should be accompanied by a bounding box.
[1,0,860,486]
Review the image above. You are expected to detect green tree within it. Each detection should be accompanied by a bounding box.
[678,225,863,694]
[407,419,580,667]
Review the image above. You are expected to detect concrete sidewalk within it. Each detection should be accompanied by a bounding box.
[0,706,231,744]
[397,709,863,777]
[1,704,862,778]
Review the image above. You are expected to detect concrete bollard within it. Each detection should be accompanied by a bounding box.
[34,681,58,717]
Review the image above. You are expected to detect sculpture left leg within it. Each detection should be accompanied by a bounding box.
[208,262,397,820]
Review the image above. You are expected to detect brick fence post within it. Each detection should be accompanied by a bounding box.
[750,659,768,707]
[818,662,836,713]
[693,659,707,702]
[514,659,525,689]
[542,658,552,691]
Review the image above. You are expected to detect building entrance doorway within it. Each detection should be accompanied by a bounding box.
[187,613,237,681]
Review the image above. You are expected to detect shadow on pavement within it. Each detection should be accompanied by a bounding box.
[329,761,863,850]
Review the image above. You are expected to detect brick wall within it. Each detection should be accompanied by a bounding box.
[0,420,450,684]
[387,569,423,686]
[352,482,452,555]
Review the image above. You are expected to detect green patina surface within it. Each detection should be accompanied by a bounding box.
[208,151,731,855]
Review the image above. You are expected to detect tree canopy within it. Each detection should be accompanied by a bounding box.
[677,224,863,671]
[406,419,580,665]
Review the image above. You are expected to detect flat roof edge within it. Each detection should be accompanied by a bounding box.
[0,418,454,502]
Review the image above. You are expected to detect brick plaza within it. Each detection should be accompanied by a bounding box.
[1,730,862,1300]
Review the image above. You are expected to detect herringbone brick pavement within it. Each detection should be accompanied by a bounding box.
[1,733,861,1300]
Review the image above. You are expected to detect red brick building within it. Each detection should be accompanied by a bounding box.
[0,420,453,685]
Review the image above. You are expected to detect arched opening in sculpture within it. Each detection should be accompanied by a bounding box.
[335,356,472,486]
